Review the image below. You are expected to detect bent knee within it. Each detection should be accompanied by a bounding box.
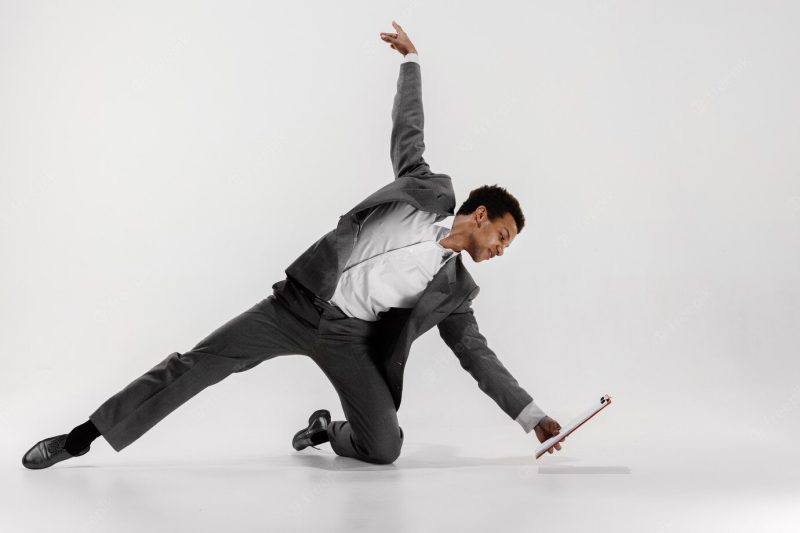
[365,427,404,464]
[367,445,401,465]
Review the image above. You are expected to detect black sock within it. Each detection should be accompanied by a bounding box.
[310,429,329,446]
[64,419,100,455]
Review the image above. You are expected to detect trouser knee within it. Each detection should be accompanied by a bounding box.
[363,426,404,465]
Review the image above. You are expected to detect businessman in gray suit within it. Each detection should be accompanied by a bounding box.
[22,21,565,469]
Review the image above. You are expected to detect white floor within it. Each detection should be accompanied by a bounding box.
[3,426,797,533]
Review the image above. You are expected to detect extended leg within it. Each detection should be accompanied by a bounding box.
[89,295,315,452]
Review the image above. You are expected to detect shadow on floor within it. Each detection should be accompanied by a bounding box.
[58,443,629,473]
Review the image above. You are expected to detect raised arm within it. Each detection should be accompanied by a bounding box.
[380,21,433,178]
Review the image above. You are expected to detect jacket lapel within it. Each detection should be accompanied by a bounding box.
[404,256,457,334]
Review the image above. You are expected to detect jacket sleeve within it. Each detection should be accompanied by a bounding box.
[390,60,434,179]
[437,291,547,432]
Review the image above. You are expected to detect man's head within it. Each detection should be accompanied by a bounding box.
[447,184,525,263]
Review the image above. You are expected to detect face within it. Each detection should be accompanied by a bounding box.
[466,206,518,262]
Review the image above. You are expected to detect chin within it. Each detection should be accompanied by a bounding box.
[467,248,487,263]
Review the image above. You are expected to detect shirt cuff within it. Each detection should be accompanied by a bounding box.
[402,52,419,64]
[515,399,548,433]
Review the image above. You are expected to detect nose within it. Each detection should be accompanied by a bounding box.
[495,246,504,257]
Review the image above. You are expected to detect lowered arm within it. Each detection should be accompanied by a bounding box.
[437,291,548,433]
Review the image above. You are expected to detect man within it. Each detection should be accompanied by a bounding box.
[22,21,565,469]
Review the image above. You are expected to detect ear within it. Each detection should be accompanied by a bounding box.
[475,205,488,226]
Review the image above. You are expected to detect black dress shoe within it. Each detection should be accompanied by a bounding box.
[292,409,331,451]
[22,434,90,470]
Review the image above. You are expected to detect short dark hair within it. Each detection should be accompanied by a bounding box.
[455,184,525,234]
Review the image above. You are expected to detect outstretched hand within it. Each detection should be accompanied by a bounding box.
[534,415,566,454]
[380,20,418,56]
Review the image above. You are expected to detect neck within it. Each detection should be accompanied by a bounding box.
[438,215,471,253]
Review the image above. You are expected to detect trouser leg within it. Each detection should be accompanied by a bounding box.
[311,334,404,465]
[89,295,315,452]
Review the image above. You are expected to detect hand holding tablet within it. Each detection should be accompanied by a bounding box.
[535,394,612,459]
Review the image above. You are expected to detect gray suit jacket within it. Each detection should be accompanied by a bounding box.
[283,61,534,425]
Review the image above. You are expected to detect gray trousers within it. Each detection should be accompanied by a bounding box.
[89,277,405,465]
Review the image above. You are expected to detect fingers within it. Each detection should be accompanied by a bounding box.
[380,33,400,51]
[547,436,566,454]
[379,34,398,51]
[535,420,567,455]
[546,416,562,434]
[392,20,404,33]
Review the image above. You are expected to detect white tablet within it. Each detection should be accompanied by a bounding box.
[535,394,612,459]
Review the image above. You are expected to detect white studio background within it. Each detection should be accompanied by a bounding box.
[1,0,798,494]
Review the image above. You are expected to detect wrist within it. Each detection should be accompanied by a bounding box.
[515,400,548,433]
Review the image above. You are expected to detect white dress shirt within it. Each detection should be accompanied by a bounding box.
[329,201,457,321]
